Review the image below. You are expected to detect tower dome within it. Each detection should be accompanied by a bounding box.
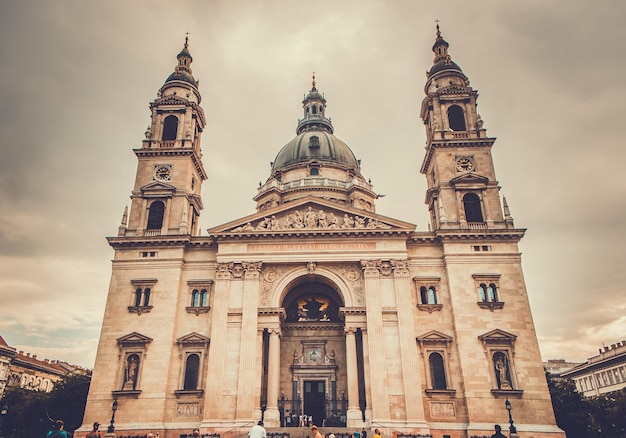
[254,77,377,213]
[427,24,466,80]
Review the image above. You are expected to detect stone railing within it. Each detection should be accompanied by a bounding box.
[259,177,372,193]
[468,222,487,230]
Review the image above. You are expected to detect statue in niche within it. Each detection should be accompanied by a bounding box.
[493,352,512,390]
[123,354,139,390]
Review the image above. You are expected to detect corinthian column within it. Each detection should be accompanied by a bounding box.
[264,328,281,426]
[345,326,361,425]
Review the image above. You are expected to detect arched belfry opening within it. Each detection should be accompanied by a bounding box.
[268,277,350,428]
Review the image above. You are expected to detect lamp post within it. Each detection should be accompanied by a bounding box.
[505,396,517,435]
[0,403,8,438]
[107,398,118,434]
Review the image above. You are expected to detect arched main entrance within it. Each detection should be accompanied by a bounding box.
[272,278,349,427]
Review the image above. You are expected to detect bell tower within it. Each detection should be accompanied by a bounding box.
[120,36,207,237]
[420,25,514,231]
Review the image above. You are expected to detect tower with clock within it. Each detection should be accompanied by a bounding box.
[120,36,207,238]
[420,25,513,231]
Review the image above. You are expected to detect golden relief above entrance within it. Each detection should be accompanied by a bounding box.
[285,296,340,323]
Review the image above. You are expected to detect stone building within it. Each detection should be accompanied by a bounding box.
[0,335,84,399]
[561,340,626,398]
[81,29,564,438]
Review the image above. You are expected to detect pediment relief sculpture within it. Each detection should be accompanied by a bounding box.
[229,206,392,233]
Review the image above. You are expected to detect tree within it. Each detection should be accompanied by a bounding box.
[547,374,592,438]
[0,372,91,438]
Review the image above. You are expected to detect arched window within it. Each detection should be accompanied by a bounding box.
[429,352,447,389]
[191,289,208,307]
[183,354,200,390]
[135,287,143,307]
[420,286,437,304]
[478,284,487,302]
[143,288,151,306]
[312,105,317,114]
[162,115,178,141]
[487,283,497,302]
[146,201,165,230]
[463,193,484,222]
[447,105,466,131]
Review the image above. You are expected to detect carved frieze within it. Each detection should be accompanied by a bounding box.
[230,206,391,233]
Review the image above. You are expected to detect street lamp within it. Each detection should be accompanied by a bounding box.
[0,403,8,438]
[107,398,119,433]
[505,396,517,435]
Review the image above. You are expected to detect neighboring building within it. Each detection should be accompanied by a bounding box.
[561,341,626,398]
[543,359,582,380]
[81,29,564,438]
[0,335,86,399]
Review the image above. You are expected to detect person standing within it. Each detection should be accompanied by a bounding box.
[491,425,507,438]
[86,422,102,437]
[192,428,201,437]
[373,428,382,438]
[249,421,267,438]
[47,420,69,438]
[311,425,322,438]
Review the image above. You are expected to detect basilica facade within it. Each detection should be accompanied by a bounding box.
[81,30,564,438]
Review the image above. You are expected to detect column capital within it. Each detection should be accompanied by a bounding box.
[360,259,381,277]
[344,326,358,335]
[391,259,410,277]
[243,261,263,279]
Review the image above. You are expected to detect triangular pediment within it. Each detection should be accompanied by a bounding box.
[207,196,416,237]
[478,328,517,345]
[450,173,489,186]
[416,330,453,344]
[177,332,210,346]
[117,332,153,346]
[140,181,176,193]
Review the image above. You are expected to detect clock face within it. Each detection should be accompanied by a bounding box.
[154,165,172,181]
[456,157,474,172]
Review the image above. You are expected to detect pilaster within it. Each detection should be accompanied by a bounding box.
[236,262,263,420]
[360,260,391,421]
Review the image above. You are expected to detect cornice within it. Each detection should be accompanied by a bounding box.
[435,229,526,242]
[210,228,413,241]
[107,235,214,249]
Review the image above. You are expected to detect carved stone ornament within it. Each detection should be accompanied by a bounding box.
[229,206,392,233]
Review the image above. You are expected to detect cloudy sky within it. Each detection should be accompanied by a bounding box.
[0,1,624,369]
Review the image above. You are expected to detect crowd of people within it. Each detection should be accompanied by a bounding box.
[48,416,508,438]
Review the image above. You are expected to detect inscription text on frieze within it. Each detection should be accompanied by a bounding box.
[248,242,376,252]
